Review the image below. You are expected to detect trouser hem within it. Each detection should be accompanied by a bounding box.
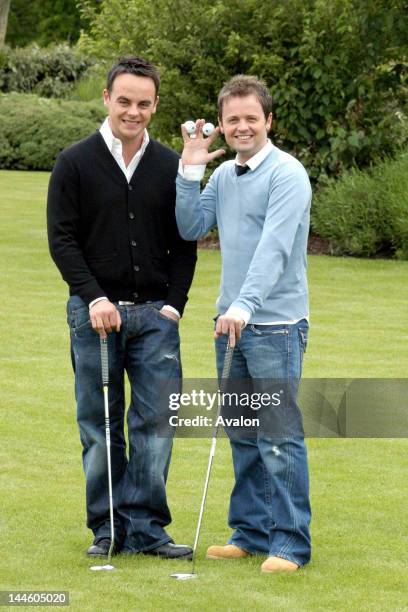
[268,552,311,567]
[227,536,267,556]
[123,535,173,554]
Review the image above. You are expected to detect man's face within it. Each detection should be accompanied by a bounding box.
[219,94,272,162]
[103,73,158,144]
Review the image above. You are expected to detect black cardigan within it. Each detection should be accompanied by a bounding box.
[47,132,197,315]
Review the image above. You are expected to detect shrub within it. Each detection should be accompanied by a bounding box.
[0,93,105,170]
[0,44,93,98]
[69,68,106,101]
[312,153,408,259]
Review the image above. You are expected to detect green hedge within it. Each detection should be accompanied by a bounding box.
[0,44,93,98]
[0,93,105,170]
[312,153,408,259]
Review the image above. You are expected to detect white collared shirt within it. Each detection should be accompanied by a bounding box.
[235,138,273,171]
[99,117,150,183]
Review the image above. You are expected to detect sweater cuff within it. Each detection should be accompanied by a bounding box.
[79,281,107,308]
[165,289,188,317]
[162,305,180,318]
[225,306,251,327]
[178,159,206,181]
[89,296,109,310]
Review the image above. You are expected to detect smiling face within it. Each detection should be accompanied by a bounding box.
[103,73,158,146]
[218,94,272,163]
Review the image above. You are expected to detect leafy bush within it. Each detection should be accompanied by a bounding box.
[0,44,93,98]
[0,93,105,170]
[69,69,106,101]
[312,153,408,259]
[78,0,408,182]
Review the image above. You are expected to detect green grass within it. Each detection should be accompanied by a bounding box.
[1,170,408,611]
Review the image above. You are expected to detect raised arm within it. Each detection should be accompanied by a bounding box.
[175,119,225,241]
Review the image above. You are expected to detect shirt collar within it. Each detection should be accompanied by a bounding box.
[99,117,150,156]
[235,139,273,171]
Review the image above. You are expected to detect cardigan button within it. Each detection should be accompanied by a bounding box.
[133,265,140,272]
[129,212,135,220]
[131,240,137,247]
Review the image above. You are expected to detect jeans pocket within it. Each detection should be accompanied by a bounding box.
[249,325,289,337]
[298,327,308,353]
[157,310,179,326]
[67,304,91,332]
[149,302,179,326]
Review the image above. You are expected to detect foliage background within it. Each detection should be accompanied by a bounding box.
[0,44,92,97]
[5,0,98,47]
[2,0,408,184]
[79,0,408,182]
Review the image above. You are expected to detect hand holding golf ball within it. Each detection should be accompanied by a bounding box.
[183,120,214,137]
[181,118,225,166]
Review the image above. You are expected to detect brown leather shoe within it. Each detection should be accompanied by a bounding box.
[206,544,251,560]
[261,556,299,573]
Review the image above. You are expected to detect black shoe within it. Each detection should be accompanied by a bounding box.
[86,538,114,557]
[143,542,193,560]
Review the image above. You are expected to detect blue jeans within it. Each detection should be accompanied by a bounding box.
[215,319,311,566]
[67,296,181,552]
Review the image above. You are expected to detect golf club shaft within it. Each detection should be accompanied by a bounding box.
[191,341,234,572]
[100,337,115,563]
[191,436,216,560]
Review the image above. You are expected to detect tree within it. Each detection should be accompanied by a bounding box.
[0,0,11,44]
[5,0,100,47]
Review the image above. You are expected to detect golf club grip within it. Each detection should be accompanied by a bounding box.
[213,342,234,426]
[100,337,109,386]
[220,342,234,390]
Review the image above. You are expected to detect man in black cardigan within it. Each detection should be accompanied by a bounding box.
[47,57,196,559]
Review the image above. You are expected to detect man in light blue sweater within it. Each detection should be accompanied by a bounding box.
[176,75,312,573]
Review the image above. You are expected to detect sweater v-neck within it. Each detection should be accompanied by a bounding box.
[95,131,154,187]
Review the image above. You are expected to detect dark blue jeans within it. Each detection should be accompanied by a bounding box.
[215,319,311,566]
[67,296,181,552]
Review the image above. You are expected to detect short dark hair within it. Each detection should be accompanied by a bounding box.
[106,56,160,95]
[218,75,272,119]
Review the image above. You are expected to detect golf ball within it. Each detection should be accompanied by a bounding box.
[184,120,196,135]
[203,122,215,136]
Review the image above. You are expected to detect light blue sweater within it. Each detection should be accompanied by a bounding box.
[175,145,312,324]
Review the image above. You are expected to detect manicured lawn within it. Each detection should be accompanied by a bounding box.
[1,170,407,611]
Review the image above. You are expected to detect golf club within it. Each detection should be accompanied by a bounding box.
[171,339,235,580]
[90,336,115,572]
